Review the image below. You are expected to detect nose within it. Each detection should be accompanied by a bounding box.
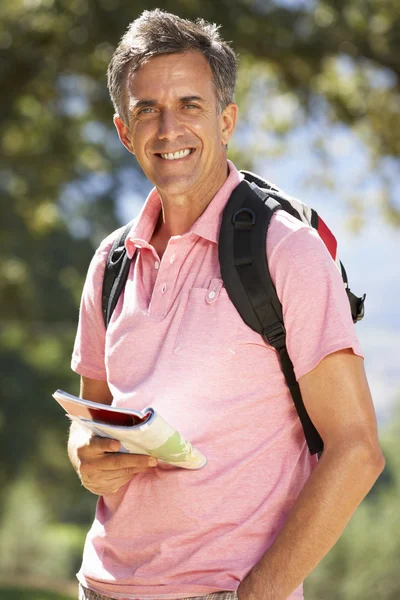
[157,108,185,141]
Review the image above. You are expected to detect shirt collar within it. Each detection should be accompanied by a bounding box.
[190,160,243,244]
[125,160,243,257]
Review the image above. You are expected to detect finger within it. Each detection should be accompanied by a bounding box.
[81,468,130,490]
[89,481,127,495]
[101,469,141,484]
[80,457,157,483]
[89,436,121,454]
[83,465,153,484]
[78,436,120,462]
[82,466,152,493]
[95,454,158,471]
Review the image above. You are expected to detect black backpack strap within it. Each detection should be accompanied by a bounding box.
[340,261,366,323]
[239,169,281,193]
[219,180,323,455]
[102,220,136,328]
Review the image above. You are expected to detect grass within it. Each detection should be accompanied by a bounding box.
[0,584,75,600]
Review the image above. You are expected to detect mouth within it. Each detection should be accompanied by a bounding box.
[155,148,195,161]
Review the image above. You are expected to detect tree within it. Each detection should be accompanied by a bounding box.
[305,400,400,599]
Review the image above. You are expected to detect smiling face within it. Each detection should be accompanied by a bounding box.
[114,51,237,201]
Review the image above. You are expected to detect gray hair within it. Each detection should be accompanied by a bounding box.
[107,9,238,124]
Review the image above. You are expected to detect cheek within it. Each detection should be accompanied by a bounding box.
[202,124,224,151]
[193,122,221,148]
[132,123,154,154]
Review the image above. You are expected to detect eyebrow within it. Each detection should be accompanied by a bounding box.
[131,95,205,111]
[131,99,157,110]
[179,96,204,104]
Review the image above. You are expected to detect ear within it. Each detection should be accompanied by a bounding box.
[219,103,238,146]
[113,115,135,155]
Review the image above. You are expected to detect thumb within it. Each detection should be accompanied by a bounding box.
[91,435,120,453]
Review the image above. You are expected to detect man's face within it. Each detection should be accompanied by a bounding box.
[114,51,237,198]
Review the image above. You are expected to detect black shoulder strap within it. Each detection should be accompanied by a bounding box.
[102,221,136,328]
[340,261,366,323]
[218,180,323,455]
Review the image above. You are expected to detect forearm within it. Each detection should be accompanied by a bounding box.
[240,441,384,600]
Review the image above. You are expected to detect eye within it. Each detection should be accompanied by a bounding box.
[139,107,155,115]
[183,104,199,109]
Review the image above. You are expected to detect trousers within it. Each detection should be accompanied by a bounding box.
[78,584,239,600]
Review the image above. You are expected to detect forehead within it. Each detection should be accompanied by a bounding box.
[127,51,216,103]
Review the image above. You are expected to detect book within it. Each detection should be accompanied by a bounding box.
[52,389,207,470]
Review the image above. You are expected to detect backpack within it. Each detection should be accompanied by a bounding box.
[101,171,366,456]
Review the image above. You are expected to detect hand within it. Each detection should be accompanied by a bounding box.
[77,435,158,495]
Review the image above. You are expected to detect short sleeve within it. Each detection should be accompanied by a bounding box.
[71,227,125,380]
[267,212,364,381]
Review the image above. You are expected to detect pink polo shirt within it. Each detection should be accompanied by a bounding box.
[72,161,363,600]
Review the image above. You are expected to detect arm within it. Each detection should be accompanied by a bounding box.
[237,348,385,600]
[67,376,113,473]
[68,376,158,495]
[67,234,158,494]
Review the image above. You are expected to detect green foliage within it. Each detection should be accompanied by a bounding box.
[305,404,400,599]
[0,474,89,580]
[0,585,75,600]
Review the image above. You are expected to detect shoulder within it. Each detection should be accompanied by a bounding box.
[85,219,138,285]
[266,208,321,262]
[97,219,137,258]
[93,218,138,263]
[266,207,343,295]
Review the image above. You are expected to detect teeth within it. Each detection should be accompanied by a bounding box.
[160,149,192,160]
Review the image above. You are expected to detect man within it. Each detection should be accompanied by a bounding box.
[69,9,384,600]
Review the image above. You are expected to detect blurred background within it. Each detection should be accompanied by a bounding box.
[1,0,399,598]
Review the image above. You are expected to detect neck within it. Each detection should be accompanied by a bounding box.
[154,159,229,239]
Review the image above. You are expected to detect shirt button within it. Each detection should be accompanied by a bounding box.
[154,261,160,270]
[161,284,167,293]
[169,254,175,264]
[208,291,216,300]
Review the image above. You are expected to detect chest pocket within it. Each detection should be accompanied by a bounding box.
[173,278,240,357]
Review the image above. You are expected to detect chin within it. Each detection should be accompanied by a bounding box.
[153,175,197,195]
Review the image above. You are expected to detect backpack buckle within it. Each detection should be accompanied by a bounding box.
[232,208,256,230]
[262,323,286,348]
[347,290,366,323]
[354,293,366,322]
